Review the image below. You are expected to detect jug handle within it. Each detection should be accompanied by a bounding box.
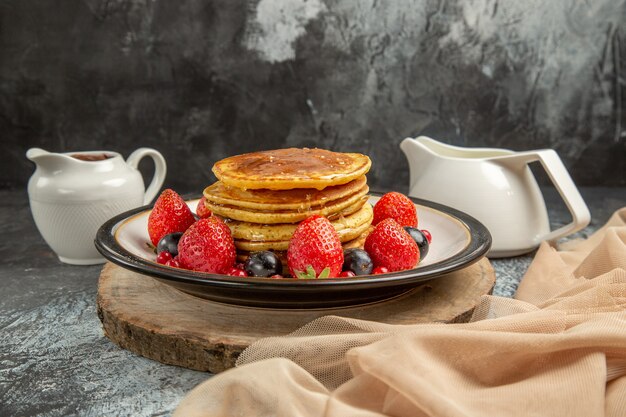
[126,148,167,205]
[504,149,590,244]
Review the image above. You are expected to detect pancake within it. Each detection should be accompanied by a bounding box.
[226,201,373,241]
[203,176,367,211]
[212,148,371,190]
[341,226,373,250]
[233,215,373,251]
[207,189,369,224]
[207,147,374,276]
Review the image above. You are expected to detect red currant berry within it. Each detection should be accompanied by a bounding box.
[226,267,248,277]
[421,229,432,244]
[165,258,181,268]
[339,270,356,278]
[270,274,284,279]
[157,251,173,265]
[372,266,389,275]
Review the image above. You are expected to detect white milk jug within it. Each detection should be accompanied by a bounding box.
[400,136,590,257]
[27,148,166,265]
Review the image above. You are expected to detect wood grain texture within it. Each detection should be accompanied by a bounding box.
[97,259,495,373]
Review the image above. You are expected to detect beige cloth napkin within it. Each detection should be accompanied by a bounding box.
[175,208,626,417]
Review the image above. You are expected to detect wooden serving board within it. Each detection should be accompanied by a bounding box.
[97,259,495,373]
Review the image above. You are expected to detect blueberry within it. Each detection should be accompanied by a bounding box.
[156,232,183,257]
[404,227,429,259]
[245,251,282,277]
[342,248,373,276]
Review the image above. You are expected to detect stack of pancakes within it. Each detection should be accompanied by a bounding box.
[202,148,373,270]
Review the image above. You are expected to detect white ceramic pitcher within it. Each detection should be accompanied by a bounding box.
[400,136,590,257]
[27,148,166,265]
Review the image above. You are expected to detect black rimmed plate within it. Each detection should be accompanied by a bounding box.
[95,192,491,309]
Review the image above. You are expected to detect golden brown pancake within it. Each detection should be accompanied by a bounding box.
[233,216,373,252]
[226,203,373,242]
[212,148,371,190]
[207,147,374,276]
[203,176,367,211]
[341,226,373,250]
[207,190,369,224]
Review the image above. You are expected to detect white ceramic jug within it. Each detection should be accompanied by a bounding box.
[27,148,166,265]
[400,136,590,257]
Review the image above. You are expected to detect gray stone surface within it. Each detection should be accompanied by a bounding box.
[1,187,624,416]
[0,190,208,417]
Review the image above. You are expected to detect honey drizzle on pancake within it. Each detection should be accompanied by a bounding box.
[231,148,355,178]
[213,148,371,190]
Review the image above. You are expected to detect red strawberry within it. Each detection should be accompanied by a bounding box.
[148,189,196,245]
[287,215,344,279]
[365,218,419,272]
[196,196,212,219]
[372,192,417,227]
[177,217,236,274]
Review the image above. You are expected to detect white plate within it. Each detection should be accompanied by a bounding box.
[96,193,491,309]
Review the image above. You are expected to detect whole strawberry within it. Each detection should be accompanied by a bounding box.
[373,192,417,227]
[148,189,196,245]
[196,196,212,219]
[365,218,419,272]
[287,215,344,279]
[177,216,236,274]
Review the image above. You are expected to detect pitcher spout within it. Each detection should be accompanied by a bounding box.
[26,148,73,173]
[26,147,50,161]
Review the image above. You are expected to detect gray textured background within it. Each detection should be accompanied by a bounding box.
[2,0,625,193]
